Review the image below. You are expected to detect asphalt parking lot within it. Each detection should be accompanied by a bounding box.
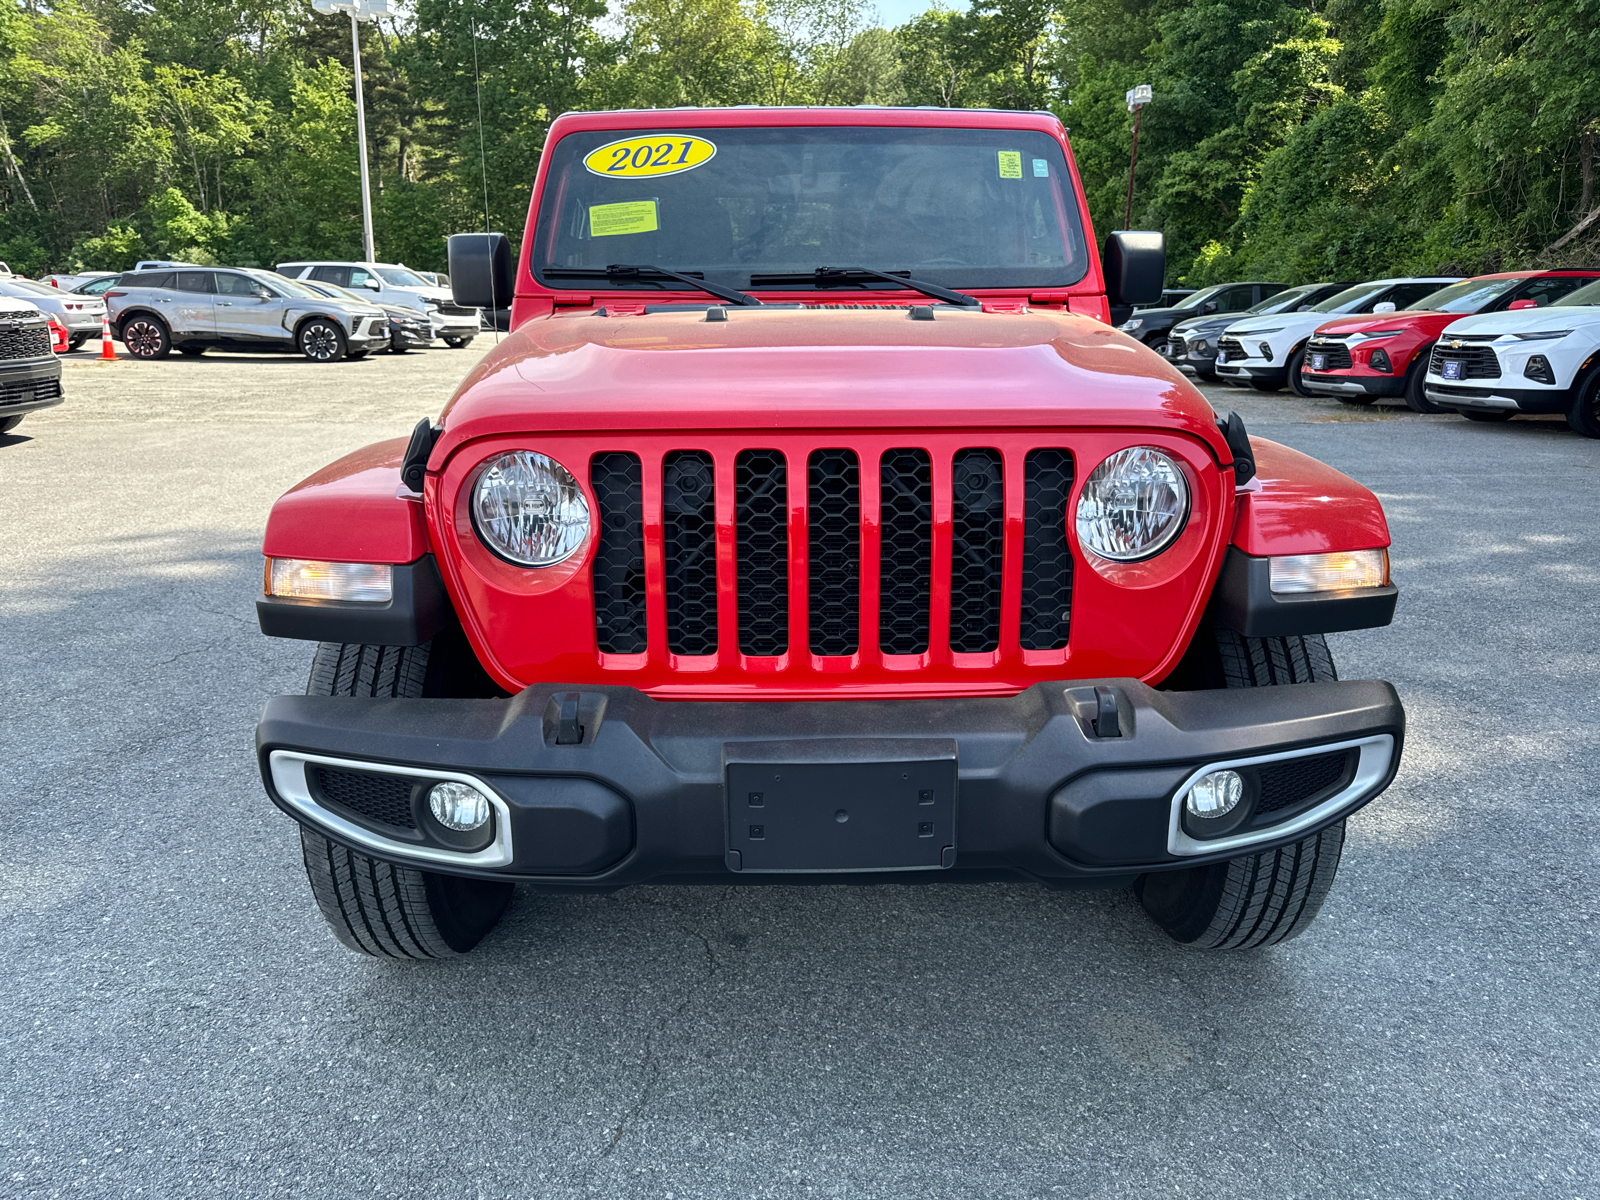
[2,342,1596,1199]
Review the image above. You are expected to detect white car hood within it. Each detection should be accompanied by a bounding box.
[1432,306,1600,338]
[1223,310,1340,342]
[0,296,41,316]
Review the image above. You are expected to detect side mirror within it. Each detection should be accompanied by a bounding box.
[448,231,514,310]
[1202,301,1218,313]
[1508,298,1537,310]
[1101,231,1165,308]
[362,278,381,291]
[1372,301,1396,313]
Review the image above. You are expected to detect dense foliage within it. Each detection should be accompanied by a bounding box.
[0,0,1595,283]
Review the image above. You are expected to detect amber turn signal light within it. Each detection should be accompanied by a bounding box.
[265,558,394,603]
[1268,549,1389,594]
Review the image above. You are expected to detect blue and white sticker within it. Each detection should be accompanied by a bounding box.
[1032,158,1050,178]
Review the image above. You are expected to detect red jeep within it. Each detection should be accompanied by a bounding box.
[255,108,1403,957]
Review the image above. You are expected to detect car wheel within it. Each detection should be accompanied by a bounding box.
[1403,349,1448,413]
[0,415,23,434]
[1135,627,1347,949]
[68,334,88,351]
[1145,336,1168,356]
[177,345,205,357]
[298,318,347,362]
[296,641,514,958]
[1461,409,1514,423]
[1287,347,1317,397]
[387,341,410,354]
[443,335,475,349]
[121,315,171,359]
[1562,369,1600,437]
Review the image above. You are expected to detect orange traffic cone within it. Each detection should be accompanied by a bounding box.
[99,314,118,361]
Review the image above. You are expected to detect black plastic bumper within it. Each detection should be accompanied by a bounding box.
[256,677,1405,890]
[0,357,65,416]
[1300,372,1405,398]
[1423,381,1569,414]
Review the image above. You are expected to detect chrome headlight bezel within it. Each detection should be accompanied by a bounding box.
[1075,447,1191,563]
[469,451,592,567]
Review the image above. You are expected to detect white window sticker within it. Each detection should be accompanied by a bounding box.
[1032,158,1049,178]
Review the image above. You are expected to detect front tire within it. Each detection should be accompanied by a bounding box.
[296,641,513,958]
[0,415,23,434]
[1403,348,1448,413]
[1287,347,1316,397]
[1135,628,1347,949]
[442,335,474,349]
[298,318,347,362]
[120,315,171,359]
[1566,372,1600,437]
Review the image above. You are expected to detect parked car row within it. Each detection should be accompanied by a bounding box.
[1126,269,1600,437]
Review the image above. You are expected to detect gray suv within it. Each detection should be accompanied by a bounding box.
[106,268,389,362]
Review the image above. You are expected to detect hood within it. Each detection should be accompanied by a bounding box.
[1224,310,1331,339]
[415,287,456,304]
[1314,310,1455,338]
[0,296,41,317]
[1171,312,1242,337]
[1427,305,1600,337]
[433,306,1231,460]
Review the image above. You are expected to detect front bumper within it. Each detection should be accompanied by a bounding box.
[1216,362,1286,384]
[1300,372,1406,398]
[1424,381,1571,414]
[256,677,1405,889]
[0,357,65,416]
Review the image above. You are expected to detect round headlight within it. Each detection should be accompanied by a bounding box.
[471,451,591,566]
[1075,447,1190,562]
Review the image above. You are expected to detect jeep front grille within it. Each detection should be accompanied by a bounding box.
[588,443,1076,663]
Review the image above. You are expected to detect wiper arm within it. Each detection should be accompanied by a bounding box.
[542,264,761,307]
[747,267,980,308]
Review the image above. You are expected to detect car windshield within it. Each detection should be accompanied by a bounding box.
[1245,284,1319,315]
[1553,279,1600,307]
[255,272,325,300]
[376,267,428,287]
[1313,282,1388,313]
[1408,277,1519,313]
[1170,285,1229,311]
[535,125,1089,292]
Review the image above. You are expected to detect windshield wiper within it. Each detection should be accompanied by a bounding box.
[747,267,980,308]
[542,264,760,307]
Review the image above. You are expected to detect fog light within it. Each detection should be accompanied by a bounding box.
[1270,548,1389,593]
[266,558,393,602]
[1524,355,1555,385]
[1186,770,1243,819]
[1259,342,1274,362]
[1369,348,1392,373]
[428,782,490,831]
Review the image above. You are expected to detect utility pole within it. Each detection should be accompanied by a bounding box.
[313,0,391,262]
[1123,84,1153,230]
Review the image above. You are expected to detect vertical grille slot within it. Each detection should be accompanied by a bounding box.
[1020,449,1075,650]
[807,448,860,656]
[663,450,718,655]
[949,448,1004,653]
[736,449,788,656]
[878,449,932,655]
[590,452,647,654]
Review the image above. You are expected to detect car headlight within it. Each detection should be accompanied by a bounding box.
[1512,329,1572,340]
[1075,447,1190,562]
[470,451,591,566]
[1120,318,1144,331]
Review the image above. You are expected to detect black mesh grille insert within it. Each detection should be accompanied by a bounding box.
[949,448,1004,653]
[590,452,647,654]
[0,325,50,360]
[878,449,932,655]
[736,449,788,656]
[1019,449,1074,650]
[312,767,416,829]
[663,450,718,655]
[0,376,60,408]
[1430,344,1502,379]
[808,448,860,656]
[1255,750,1353,816]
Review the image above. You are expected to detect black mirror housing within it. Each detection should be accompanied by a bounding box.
[448,232,514,310]
[1101,231,1165,308]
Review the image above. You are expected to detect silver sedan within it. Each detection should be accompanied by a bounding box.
[0,276,106,348]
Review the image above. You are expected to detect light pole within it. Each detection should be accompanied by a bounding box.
[1123,84,1153,230]
[312,0,391,263]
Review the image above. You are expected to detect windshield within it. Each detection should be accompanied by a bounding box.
[376,267,428,287]
[1554,279,1600,306]
[535,126,1088,293]
[1408,277,1518,313]
[1314,282,1387,313]
[1171,285,1228,311]
[1245,284,1319,315]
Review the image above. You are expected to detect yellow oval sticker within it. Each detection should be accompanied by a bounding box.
[583,135,717,179]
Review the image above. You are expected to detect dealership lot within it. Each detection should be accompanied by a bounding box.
[1,348,1596,1198]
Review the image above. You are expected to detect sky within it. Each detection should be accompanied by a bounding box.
[869,0,969,28]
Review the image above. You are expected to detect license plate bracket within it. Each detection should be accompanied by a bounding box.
[1441,359,1463,380]
[1310,353,1326,370]
[724,739,957,873]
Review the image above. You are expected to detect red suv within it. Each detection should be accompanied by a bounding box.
[1300,271,1600,411]
[253,107,1405,959]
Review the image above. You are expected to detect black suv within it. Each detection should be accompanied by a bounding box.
[0,302,63,435]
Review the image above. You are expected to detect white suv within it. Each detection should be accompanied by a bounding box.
[1423,277,1600,436]
[274,261,480,346]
